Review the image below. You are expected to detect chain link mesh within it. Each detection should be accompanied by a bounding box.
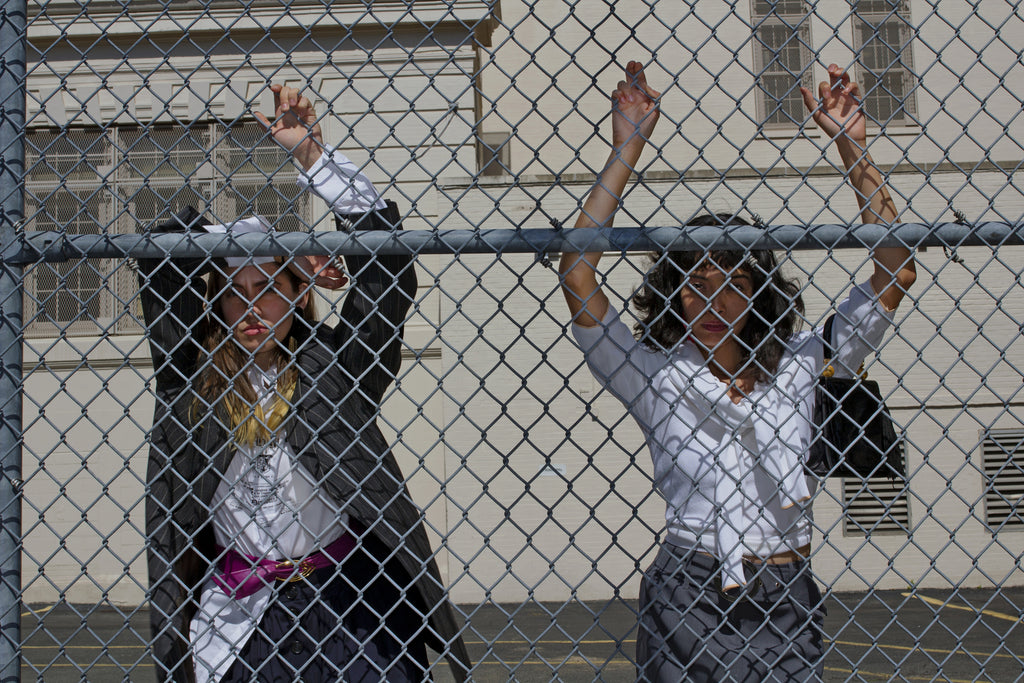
[4,0,1023,680]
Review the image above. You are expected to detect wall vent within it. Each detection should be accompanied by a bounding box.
[843,448,910,536]
[982,428,1024,529]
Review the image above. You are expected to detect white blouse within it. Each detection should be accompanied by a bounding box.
[571,281,894,590]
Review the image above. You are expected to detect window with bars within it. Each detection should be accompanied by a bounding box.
[981,429,1024,529]
[476,131,511,177]
[24,122,303,337]
[750,0,917,129]
[843,477,911,535]
[750,0,815,129]
[852,0,917,125]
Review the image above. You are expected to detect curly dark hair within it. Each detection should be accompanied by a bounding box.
[631,214,804,381]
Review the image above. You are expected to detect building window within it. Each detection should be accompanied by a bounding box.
[750,0,815,129]
[981,429,1024,529]
[24,122,302,337]
[750,1,917,129]
[25,192,115,335]
[851,0,917,125]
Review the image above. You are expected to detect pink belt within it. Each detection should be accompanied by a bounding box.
[213,534,356,599]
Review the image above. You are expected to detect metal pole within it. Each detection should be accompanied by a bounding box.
[0,1,26,681]
[3,221,1020,262]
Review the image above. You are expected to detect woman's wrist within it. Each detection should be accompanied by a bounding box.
[295,140,326,172]
[835,143,866,170]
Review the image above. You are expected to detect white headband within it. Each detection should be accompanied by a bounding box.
[203,215,276,268]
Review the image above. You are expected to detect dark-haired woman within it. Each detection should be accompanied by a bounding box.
[139,85,468,682]
[559,63,915,681]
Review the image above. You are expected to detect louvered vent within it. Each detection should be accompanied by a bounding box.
[982,429,1024,528]
[842,449,910,535]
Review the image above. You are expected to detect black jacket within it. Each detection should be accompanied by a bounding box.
[138,203,469,682]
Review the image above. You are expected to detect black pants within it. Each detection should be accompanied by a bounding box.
[221,546,430,682]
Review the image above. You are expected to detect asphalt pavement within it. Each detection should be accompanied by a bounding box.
[18,587,1024,681]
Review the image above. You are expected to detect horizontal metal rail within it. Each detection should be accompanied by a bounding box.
[4,222,1020,263]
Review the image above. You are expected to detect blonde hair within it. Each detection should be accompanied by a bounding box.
[191,261,318,447]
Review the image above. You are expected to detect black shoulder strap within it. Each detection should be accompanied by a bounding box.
[822,314,835,362]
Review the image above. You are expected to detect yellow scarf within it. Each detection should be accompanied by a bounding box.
[226,371,296,447]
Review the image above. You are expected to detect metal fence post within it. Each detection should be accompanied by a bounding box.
[0,1,25,681]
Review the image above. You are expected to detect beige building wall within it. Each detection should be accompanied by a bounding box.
[20,0,1024,608]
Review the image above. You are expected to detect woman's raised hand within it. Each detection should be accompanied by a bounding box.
[255,84,325,171]
[559,60,660,327]
[800,64,867,149]
[288,255,349,292]
[611,61,661,152]
[802,64,915,309]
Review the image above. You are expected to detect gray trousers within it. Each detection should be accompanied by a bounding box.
[637,543,825,683]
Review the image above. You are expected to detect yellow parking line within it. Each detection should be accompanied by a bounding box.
[475,635,1020,665]
[24,634,1016,660]
[465,661,990,683]
[902,592,1023,623]
[20,624,1020,678]
[22,644,143,650]
[829,638,1018,660]
[823,666,987,683]
[16,659,989,682]
[478,638,631,645]
[21,663,153,669]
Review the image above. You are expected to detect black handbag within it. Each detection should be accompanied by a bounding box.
[806,315,906,479]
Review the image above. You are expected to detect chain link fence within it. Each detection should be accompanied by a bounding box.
[3,0,1024,680]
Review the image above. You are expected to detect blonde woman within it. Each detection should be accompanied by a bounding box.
[139,86,468,682]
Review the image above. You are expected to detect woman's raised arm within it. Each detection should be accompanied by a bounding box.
[559,61,661,328]
[256,83,325,175]
[801,65,916,312]
[136,207,211,394]
[256,84,355,290]
[258,83,415,401]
